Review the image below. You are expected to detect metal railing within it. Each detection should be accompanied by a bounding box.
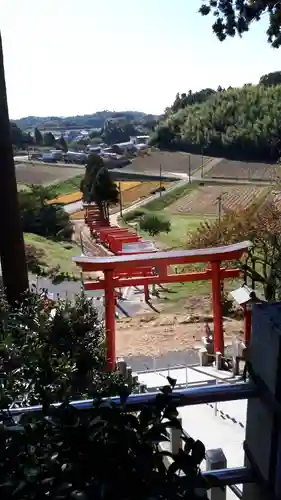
[2,380,258,497]
[5,381,257,417]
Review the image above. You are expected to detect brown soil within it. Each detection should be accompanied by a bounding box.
[15,163,83,185]
[116,295,243,358]
[126,151,210,175]
[167,184,267,216]
[206,159,281,180]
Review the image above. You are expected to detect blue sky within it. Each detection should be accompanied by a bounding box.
[2,0,280,118]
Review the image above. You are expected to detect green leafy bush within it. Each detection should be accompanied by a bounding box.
[0,291,128,408]
[123,208,146,222]
[140,213,171,236]
[0,379,212,500]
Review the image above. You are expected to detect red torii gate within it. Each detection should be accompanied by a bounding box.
[73,240,251,370]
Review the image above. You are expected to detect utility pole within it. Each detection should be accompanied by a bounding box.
[159,163,163,196]
[188,155,191,183]
[79,229,85,255]
[119,182,123,217]
[201,147,204,179]
[0,32,28,302]
[217,194,222,225]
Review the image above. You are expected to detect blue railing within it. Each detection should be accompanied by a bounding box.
[2,381,258,495]
[6,380,257,416]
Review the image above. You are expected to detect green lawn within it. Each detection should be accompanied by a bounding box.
[52,175,84,196]
[121,182,225,299]
[24,233,82,277]
[152,215,214,248]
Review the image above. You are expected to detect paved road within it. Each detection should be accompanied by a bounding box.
[64,200,83,214]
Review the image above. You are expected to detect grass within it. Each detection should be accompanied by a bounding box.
[121,181,223,299]
[144,182,195,211]
[153,215,215,248]
[52,175,84,196]
[24,233,81,277]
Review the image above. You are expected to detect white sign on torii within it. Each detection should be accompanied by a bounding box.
[121,241,157,254]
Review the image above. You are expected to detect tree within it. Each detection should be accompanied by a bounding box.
[139,213,171,236]
[260,71,281,87]
[34,127,43,146]
[0,31,29,303]
[102,118,137,145]
[199,1,281,48]
[43,131,56,147]
[81,155,119,221]
[57,134,68,152]
[18,186,72,238]
[168,88,216,114]
[10,123,34,149]
[152,84,281,161]
[187,199,281,301]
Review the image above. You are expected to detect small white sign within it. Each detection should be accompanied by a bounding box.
[122,241,157,254]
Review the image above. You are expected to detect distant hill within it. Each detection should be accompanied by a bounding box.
[151,83,281,162]
[14,111,158,132]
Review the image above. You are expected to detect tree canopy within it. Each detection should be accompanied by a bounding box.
[81,155,119,220]
[187,198,281,301]
[150,83,281,161]
[199,0,281,48]
[10,122,33,149]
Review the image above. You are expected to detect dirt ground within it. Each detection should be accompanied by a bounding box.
[167,184,267,216]
[15,163,83,185]
[116,295,244,358]
[126,151,210,175]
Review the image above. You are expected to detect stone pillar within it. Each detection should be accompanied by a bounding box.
[206,448,226,500]
[243,302,281,500]
[199,347,209,366]
[215,351,222,371]
[169,418,182,455]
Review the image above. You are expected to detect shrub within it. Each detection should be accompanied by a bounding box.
[0,290,129,408]
[123,208,146,222]
[140,213,171,236]
[25,243,45,273]
[0,379,212,500]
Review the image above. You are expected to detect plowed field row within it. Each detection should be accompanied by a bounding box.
[120,182,170,208]
[206,159,281,180]
[167,185,268,216]
[15,163,83,185]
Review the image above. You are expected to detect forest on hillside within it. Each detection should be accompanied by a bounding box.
[15,110,158,132]
[151,77,281,162]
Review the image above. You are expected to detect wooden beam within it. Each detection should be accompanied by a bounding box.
[74,241,251,272]
[83,268,241,291]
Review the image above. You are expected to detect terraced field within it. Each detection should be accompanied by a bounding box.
[123,151,210,175]
[205,159,281,180]
[167,185,269,216]
[120,181,171,208]
[70,181,172,218]
[48,191,82,205]
[15,163,83,185]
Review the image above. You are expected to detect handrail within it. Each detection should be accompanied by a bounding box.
[202,466,254,486]
[4,381,257,417]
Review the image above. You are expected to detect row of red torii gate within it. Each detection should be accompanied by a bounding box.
[73,203,253,370]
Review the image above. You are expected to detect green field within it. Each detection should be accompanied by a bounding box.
[52,175,84,195]
[24,233,81,277]
[121,181,237,301]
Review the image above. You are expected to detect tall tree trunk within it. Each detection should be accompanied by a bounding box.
[0,32,28,302]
